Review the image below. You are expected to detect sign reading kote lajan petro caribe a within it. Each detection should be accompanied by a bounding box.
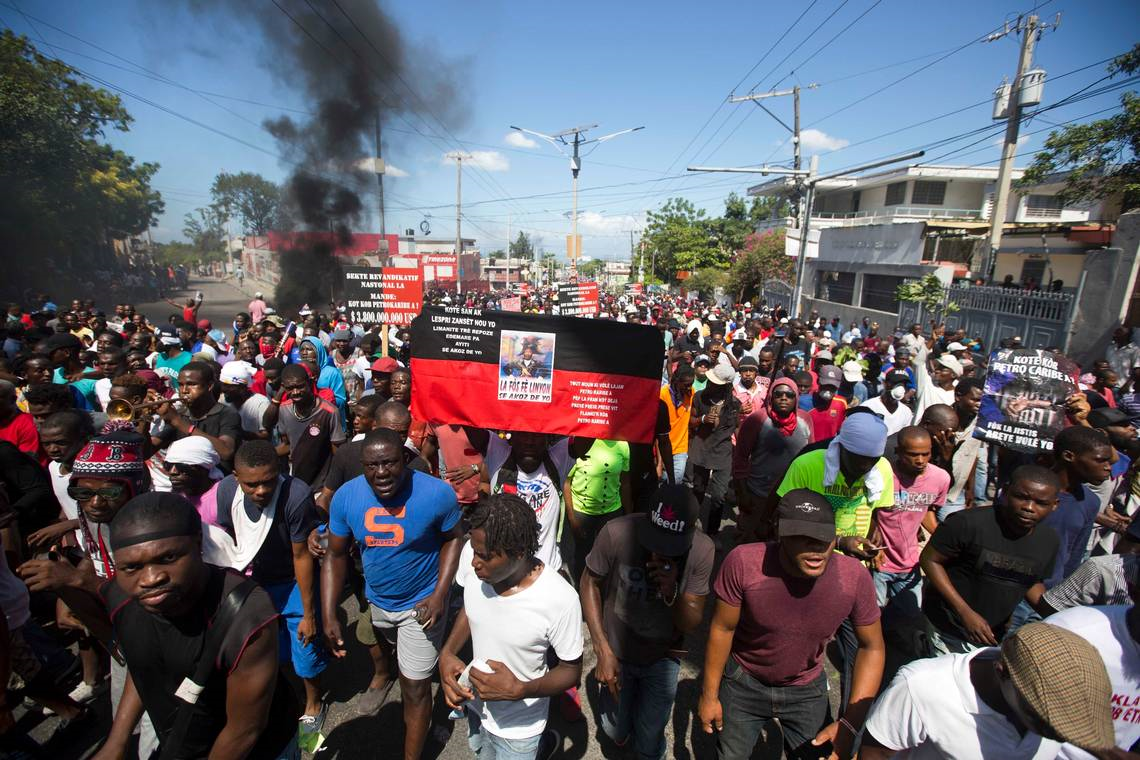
[343,266,423,325]
[974,348,1079,453]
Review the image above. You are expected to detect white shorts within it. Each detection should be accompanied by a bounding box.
[370,603,446,682]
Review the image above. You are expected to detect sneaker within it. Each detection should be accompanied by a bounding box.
[356,680,396,716]
[559,685,583,723]
[67,678,107,704]
[298,702,328,736]
[536,729,561,760]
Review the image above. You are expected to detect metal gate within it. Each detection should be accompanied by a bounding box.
[761,279,793,312]
[898,285,1074,350]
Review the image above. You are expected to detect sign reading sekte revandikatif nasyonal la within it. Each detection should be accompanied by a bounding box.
[343,266,423,325]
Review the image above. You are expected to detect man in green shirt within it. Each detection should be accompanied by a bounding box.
[565,439,631,582]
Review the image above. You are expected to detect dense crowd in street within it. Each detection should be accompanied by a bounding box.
[1,279,1139,760]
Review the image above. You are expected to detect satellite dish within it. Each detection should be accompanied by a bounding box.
[420,219,432,235]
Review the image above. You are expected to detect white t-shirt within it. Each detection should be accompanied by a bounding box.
[48,461,85,547]
[486,436,573,572]
[236,394,271,435]
[1048,605,1140,755]
[455,540,583,740]
[859,395,915,436]
[95,378,112,411]
[865,648,1061,759]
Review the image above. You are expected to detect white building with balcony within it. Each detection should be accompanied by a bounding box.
[749,164,1119,296]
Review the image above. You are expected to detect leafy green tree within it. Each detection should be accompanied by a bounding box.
[183,206,226,260]
[641,198,724,280]
[710,192,754,255]
[210,171,280,235]
[510,231,536,260]
[1018,44,1140,210]
[685,268,728,301]
[0,31,163,264]
[576,258,604,279]
[728,229,793,302]
[896,274,959,317]
[749,194,792,224]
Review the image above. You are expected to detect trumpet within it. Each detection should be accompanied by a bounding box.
[105,397,173,421]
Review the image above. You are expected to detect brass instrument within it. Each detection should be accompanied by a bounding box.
[105,397,171,421]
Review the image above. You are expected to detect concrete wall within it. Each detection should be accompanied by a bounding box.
[1067,211,1140,364]
[993,253,1086,287]
[802,296,897,329]
[939,180,986,211]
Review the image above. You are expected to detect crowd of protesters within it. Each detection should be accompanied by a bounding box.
[0,279,1136,760]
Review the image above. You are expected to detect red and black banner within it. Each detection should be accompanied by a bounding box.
[556,281,599,317]
[410,307,664,443]
[344,266,423,325]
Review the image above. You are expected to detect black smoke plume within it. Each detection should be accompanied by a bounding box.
[175,0,464,311]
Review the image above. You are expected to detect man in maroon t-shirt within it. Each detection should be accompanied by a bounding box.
[698,489,884,760]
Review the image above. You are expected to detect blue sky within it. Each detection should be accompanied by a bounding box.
[4,0,1137,260]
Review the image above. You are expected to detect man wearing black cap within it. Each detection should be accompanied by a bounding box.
[152,324,192,391]
[90,492,299,759]
[581,484,715,759]
[699,489,883,760]
[732,355,768,416]
[859,369,914,436]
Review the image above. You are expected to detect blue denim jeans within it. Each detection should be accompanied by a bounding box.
[597,657,681,760]
[671,452,688,486]
[936,490,967,524]
[467,710,542,760]
[1004,599,1043,639]
[871,568,922,618]
[716,659,832,760]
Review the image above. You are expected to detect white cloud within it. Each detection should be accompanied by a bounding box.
[354,157,408,176]
[992,134,1031,149]
[576,211,645,236]
[442,150,510,172]
[799,129,849,152]
[505,131,538,149]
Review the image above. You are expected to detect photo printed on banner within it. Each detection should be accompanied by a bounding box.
[498,330,555,402]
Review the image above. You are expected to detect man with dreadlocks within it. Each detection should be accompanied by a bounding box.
[440,493,583,759]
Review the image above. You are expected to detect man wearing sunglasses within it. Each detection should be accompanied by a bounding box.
[18,429,158,757]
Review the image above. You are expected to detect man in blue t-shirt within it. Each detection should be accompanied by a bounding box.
[1042,426,1114,589]
[322,428,462,760]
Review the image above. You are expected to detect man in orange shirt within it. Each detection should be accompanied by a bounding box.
[659,364,695,485]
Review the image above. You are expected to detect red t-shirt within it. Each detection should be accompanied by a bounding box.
[429,423,483,504]
[0,412,42,463]
[713,541,879,686]
[182,306,195,323]
[807,397,847,442]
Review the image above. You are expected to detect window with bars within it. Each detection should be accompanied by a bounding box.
[911,180,947,205]
[816,271,855,304]
[861,274,905,313]
[1025,194,1065,218]
[884,181,907,206]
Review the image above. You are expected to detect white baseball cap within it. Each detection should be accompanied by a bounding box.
[219,361,254,387]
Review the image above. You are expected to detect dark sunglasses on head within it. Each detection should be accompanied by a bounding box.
[67,484,126,502]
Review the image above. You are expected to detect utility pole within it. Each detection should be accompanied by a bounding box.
[729,84,816,222]
[446,152,471,296]
[506,212,512,289]
[374,112,386,241]
[510,123,643,278]
[983,13,1059,280]
[689,149,924,316]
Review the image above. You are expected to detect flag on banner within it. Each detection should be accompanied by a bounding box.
[343,266,423,325]
[974,348,1079,453]
[410,307,664,442]
[555,282,599,317]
